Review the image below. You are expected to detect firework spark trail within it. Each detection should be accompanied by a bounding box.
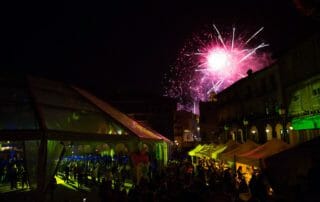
[207,80,223,94]
[164,24,272,113]
[232,27,235,51]
[238,42,269,63]
[245,27,264,44]
[213,24,227,49]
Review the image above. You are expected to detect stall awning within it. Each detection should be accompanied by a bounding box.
[188,143,227,159]
[188,144,204,157]
[236,138,290,167]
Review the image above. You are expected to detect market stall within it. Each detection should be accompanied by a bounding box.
[220,140,259,163]
[235,139,290,183]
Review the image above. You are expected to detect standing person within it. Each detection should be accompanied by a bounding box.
[249,172,258,200]
[77,166,84,189]
[9,163,18,190]
[99,178,108,202]
[237,166,243,180]
[20,166,29,189]
[0,165,7,183]
[47,177,57,202]
[256,173,268,202]
[64,165,70,183]
[238,178,251,201]
[73,163,78,181]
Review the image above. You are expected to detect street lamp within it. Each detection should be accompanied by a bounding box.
[279,107,287,143]
[243,119,249,142]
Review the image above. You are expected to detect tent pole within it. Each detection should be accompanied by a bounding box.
[233,154,236,174]
[36,135,47,201]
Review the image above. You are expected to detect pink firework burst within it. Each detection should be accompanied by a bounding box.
[164,24,272,112]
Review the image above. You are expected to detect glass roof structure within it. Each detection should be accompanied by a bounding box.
[0,74,171,194]
[0,75,171,143]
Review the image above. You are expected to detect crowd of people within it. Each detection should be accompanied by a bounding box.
[0,153,30,190]
[0,148,272,202]
[57,153,272,202]
[96,158,272,202]
[57,154,131,189]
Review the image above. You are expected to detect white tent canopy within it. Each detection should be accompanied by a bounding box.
[236,138,290,167]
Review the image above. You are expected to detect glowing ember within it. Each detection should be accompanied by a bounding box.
[163,24,273,113]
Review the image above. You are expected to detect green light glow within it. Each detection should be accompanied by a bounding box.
[211,145,227,159]
[156,143,163,160]
[110,148,115,157]
[162,142,168,166]
[55,176,77,191]
[55,175,133,192]
[189,144,227,159]
[101,150,109,156]
[292,115,320,130]
[188,144,204,156]
[154,142,169,166]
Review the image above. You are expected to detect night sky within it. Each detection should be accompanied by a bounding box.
[1,0,318,99]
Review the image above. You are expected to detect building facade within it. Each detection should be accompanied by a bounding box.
[200,33,320,145]
[173,110,200,147]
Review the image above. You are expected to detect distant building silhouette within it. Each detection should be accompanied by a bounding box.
[107,93,176,141]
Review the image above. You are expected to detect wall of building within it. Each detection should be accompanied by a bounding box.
[199,33,320,145]
[173,110,199,147]
[288,75,320,116]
